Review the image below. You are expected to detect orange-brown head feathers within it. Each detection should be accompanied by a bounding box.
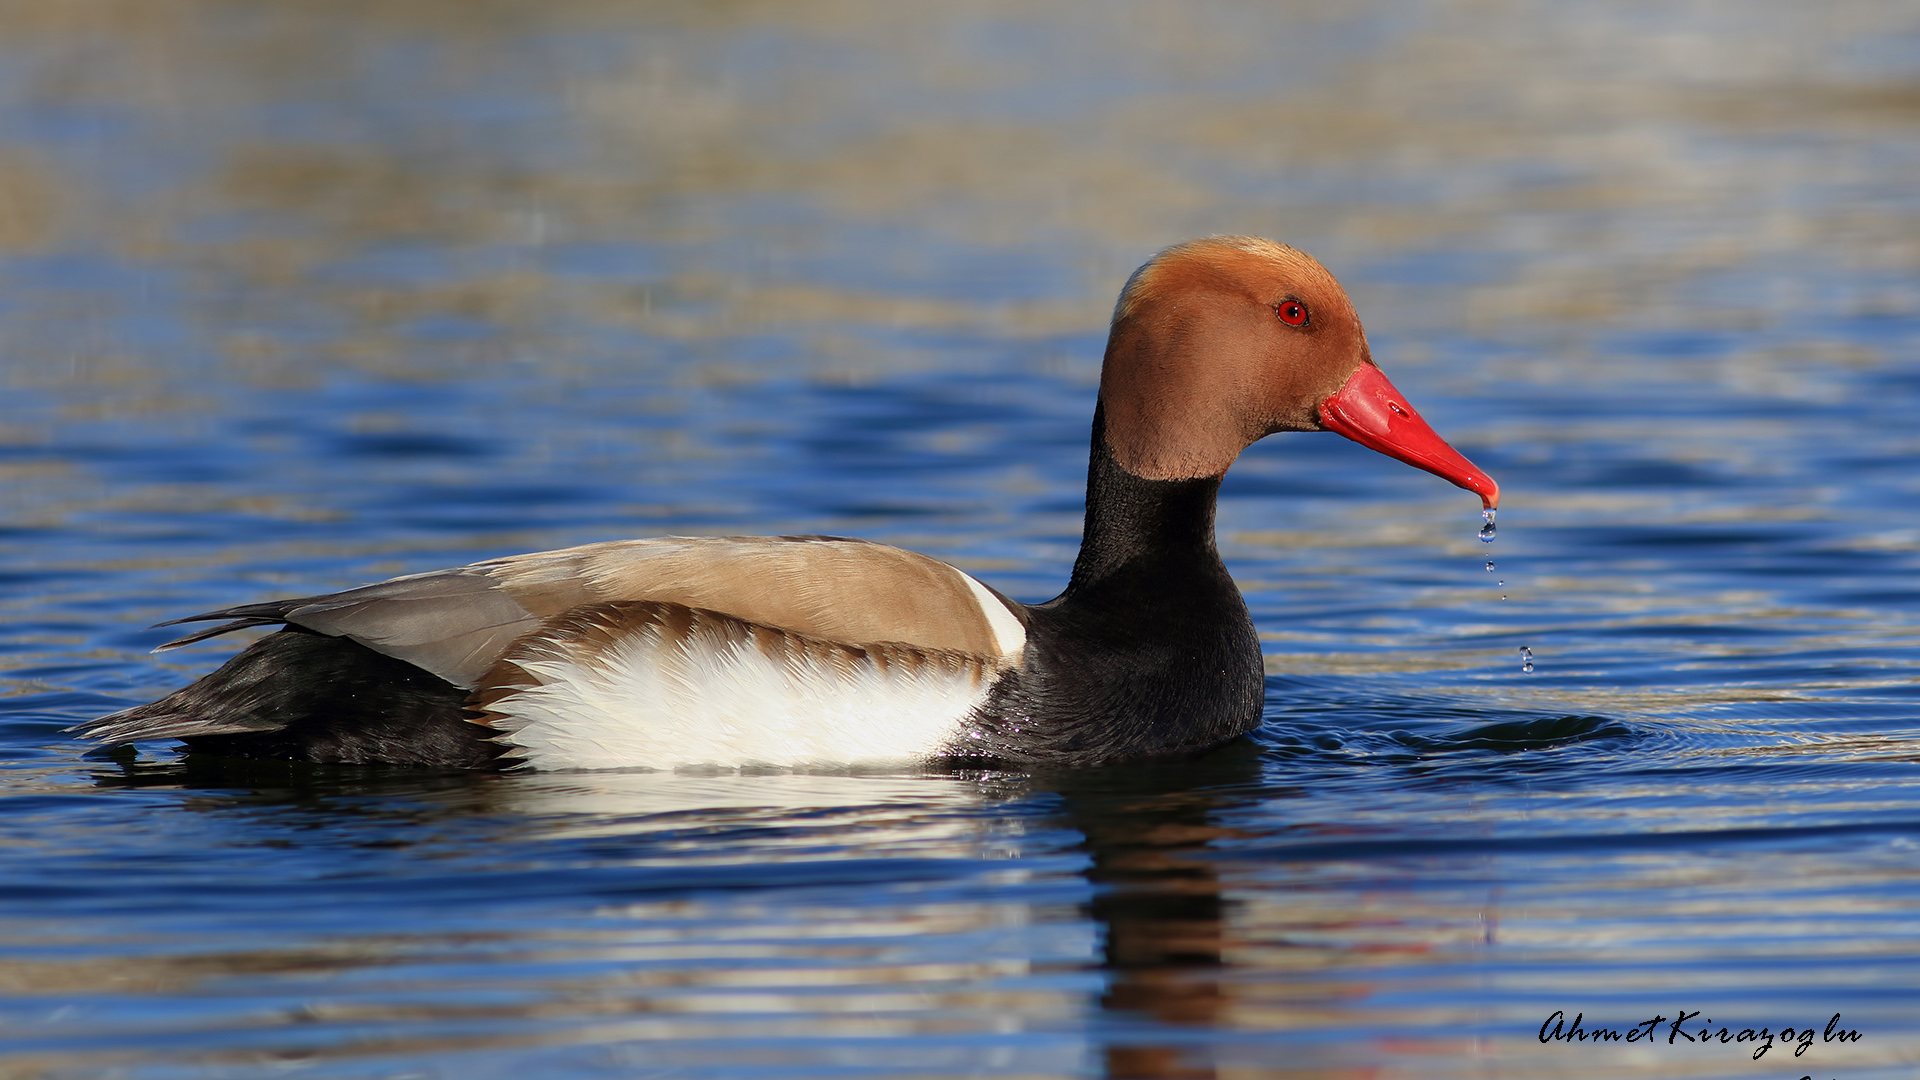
[1099,236,1373,481]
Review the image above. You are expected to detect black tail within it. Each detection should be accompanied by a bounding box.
[75,628,507,769]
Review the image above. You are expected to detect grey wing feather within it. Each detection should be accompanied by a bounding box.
[149,566,543,688]
[155,617,287,651]
[280,569,541,686]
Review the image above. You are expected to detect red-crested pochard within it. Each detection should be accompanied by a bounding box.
[78,237,1498,770]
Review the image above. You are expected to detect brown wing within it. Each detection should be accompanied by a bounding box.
[156,535,1027,688]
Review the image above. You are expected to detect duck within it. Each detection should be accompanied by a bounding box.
[76,236,1498,771]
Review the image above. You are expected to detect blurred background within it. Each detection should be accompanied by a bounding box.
[4,2,1920,1078]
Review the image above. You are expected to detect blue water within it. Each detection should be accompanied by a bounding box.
[6,3,1920,1077]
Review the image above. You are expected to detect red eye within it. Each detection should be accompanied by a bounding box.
[1277,300,1309,327]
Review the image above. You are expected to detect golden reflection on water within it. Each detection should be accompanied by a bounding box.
[4,0,1918,390]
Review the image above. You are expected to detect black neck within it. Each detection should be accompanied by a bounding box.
[969,404,1263,765]
[1063,404,1226,596]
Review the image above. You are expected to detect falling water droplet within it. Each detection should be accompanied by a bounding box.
[1478,508,1497,543]
[1520,646,1533,674]
[1485,561,1495,572]
[1496,579,1504,587]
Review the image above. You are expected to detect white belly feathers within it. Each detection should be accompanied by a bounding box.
[475,601,1013,770]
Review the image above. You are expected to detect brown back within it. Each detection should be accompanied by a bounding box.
[283,535,1025,688]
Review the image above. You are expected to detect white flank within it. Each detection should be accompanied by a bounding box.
[488,617,999,771]
[956,569,1027,659]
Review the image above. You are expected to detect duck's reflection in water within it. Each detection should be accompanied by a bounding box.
[76,749,1281,1076]
[1038,741,1265,1080]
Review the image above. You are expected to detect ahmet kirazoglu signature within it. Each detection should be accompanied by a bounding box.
[1538,1008,1861,1061]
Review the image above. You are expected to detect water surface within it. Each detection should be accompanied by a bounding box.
[4,2,1920,1077]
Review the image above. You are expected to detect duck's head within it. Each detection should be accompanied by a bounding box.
[1099,236,1499,510]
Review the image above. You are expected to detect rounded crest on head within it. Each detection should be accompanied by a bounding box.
[1098,236,1373,481]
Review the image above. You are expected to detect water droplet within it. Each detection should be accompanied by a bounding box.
[1478,508,1497,543]
[1500,594,1508,601]
[1520,646,1533,674]
[1485,561,1495,572]
[1496,580,1504,587]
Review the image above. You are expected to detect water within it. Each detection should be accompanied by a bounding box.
[5,2,1920,1077]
